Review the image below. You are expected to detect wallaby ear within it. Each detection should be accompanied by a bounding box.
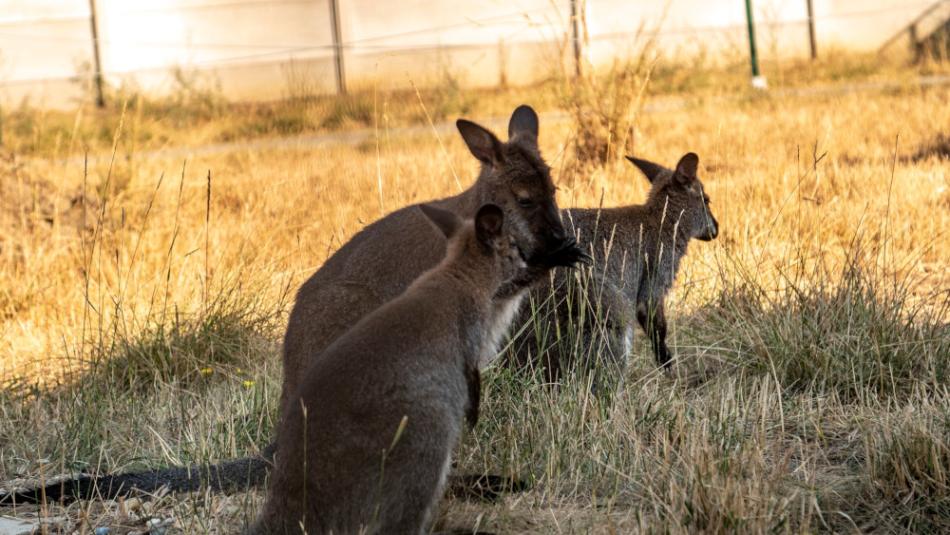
[674,152,699,182]
[457,119,505,166]
[474,203,505,248]
[625,155,669,184]
[419,204,462,239]
[507,104,539,145]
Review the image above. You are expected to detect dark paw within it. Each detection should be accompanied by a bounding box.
[539,238,592,268]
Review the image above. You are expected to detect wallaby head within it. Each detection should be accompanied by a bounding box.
[627,152,719,242]
[419,202,528,292]
[456,105,567,265]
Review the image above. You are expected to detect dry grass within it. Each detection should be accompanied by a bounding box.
[1,56,949,533]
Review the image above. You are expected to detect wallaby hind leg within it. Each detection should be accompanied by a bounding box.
[637,300,672,369]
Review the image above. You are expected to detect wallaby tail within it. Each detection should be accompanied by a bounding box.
[0,452,272,505]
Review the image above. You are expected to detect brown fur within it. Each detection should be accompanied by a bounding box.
[512,153,719,389]
[250,204,580,534]
[280,105,565,413]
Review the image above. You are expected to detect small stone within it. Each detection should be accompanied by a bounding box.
[145,517,174,535]
[0,516,36,535]
[94,527,111,535]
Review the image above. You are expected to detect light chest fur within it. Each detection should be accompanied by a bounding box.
[481,292,526,368]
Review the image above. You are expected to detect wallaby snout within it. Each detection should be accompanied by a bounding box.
[699,213,719,241]
[546,205,568,242]
[523,202,569,263]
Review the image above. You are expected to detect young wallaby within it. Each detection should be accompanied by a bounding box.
[512,153,718,388]
[0,106,565,505]
[249,204,585,535]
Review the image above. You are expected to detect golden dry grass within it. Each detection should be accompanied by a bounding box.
[1,63,948,533]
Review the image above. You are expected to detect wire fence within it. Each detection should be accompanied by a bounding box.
[0,0,944,106]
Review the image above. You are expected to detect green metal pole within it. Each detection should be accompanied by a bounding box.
[744,0,760,77]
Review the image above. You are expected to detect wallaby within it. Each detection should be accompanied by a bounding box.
[249,203,586,535]
[0,106,565,505]
[280,105,566,409]
[511,153,718,389]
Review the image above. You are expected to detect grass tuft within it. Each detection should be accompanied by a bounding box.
[88,293,281,391]
[692,246,950,401]
[858,402,950,532]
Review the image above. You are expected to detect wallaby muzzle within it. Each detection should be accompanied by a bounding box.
[540,211,568,250]
[698,214,719,241]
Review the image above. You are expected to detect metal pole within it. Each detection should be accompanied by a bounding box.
[88,0,105,107]
[570,0,582,78]
[909,23,922,62]
[806,0,817,60]
[743,0,766,88]
[328,0,346,94]
[498,37,508,88]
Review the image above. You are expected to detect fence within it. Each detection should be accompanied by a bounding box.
[0,0,942,109]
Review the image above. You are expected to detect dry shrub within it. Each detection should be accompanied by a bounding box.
[561,57,654,168]
[559,10,658,168]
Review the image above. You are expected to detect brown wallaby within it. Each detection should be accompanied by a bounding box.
[0,106,565,506]
[280,105,566,410]
[249,203,586,535]
[512,153,718,389]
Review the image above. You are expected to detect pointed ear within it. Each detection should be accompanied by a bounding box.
[474,203,504,248]
[457,119,505,166]
[419,204,462,239]
[507,104,539,145]
[625,155,669,183]
[674,152,699,183]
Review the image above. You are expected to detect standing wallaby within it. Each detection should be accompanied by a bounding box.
[512,152,718,389]
[0,106,566,506]
[250,204,586,535]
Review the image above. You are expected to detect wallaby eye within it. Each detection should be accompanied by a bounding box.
[517,197,534,208]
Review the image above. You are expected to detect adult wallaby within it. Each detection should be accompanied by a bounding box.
[0,106,564,505]
[250,203,586,535]
[511,153,718,389]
